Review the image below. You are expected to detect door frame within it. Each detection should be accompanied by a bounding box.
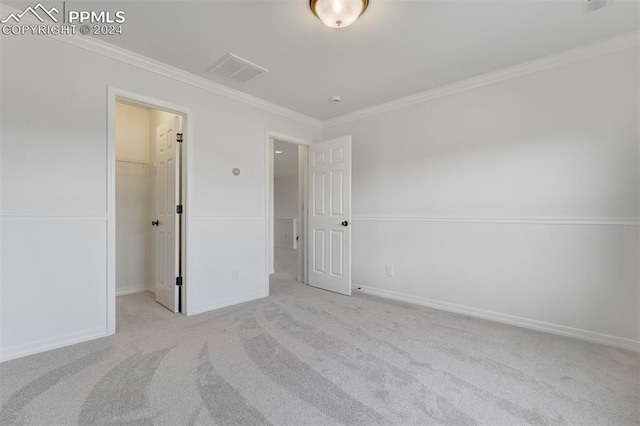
[265,130,311,294]
[107,87,193,334]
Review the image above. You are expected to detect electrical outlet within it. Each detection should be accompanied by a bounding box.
[232,270,239,280]
[386,266,394,277]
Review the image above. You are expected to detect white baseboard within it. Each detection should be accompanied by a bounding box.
[189,291,268,316]
[116,285,150,296]
[0,327,108,363]
[353,284,640,352]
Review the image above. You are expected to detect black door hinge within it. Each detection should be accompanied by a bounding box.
[176,276,183,286]
[176,205,183,214]
[176,133,183,143]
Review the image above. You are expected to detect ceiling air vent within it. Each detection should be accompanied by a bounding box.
[207,53,268,84]
[583,0,613,14]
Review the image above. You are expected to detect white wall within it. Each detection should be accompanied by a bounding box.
[115,102,153,296]
[274,177,298,218]
[116,102,151,160]
[322,47,640,349]
[274,176,298,248]
[0,32,319,361]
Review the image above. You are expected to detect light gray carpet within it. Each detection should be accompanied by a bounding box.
[1,273,638,425]
[272,247,299,281]
[116,291,176,332]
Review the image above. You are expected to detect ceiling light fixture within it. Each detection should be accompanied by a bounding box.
[310,0,369,28]
[275,150,283,154]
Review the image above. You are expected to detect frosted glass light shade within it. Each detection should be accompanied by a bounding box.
[310,0,368,28]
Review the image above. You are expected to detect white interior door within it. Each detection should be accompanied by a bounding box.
[154,117,181,312]
[308,136,352,295]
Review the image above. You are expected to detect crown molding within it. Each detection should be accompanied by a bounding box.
[1,4,637,131]
[0,4,322,129]
[63,36,323,128]
[323,31,640,127]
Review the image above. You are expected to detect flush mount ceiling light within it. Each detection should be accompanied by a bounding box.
[310,0,369,28]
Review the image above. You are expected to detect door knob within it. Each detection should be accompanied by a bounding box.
[151,220,159,226]
[341,221,349,227]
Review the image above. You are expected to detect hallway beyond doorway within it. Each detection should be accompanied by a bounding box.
[272,247,298,281]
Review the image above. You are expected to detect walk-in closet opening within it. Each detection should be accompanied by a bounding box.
[115,100,185,329]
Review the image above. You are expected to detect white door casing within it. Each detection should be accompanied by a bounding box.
[298,144,309,284]
[154,117,181,312]
[308,136,352,295]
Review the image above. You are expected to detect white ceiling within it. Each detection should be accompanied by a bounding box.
[274,140,299,179]
[77,1,639,120]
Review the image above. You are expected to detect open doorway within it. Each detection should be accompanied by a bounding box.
[267,133,353,297]
[113,99,185,330]
[273,140,300,281]
[267,133,309,292]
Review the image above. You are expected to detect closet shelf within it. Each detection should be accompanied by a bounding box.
[116,157,154,166]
